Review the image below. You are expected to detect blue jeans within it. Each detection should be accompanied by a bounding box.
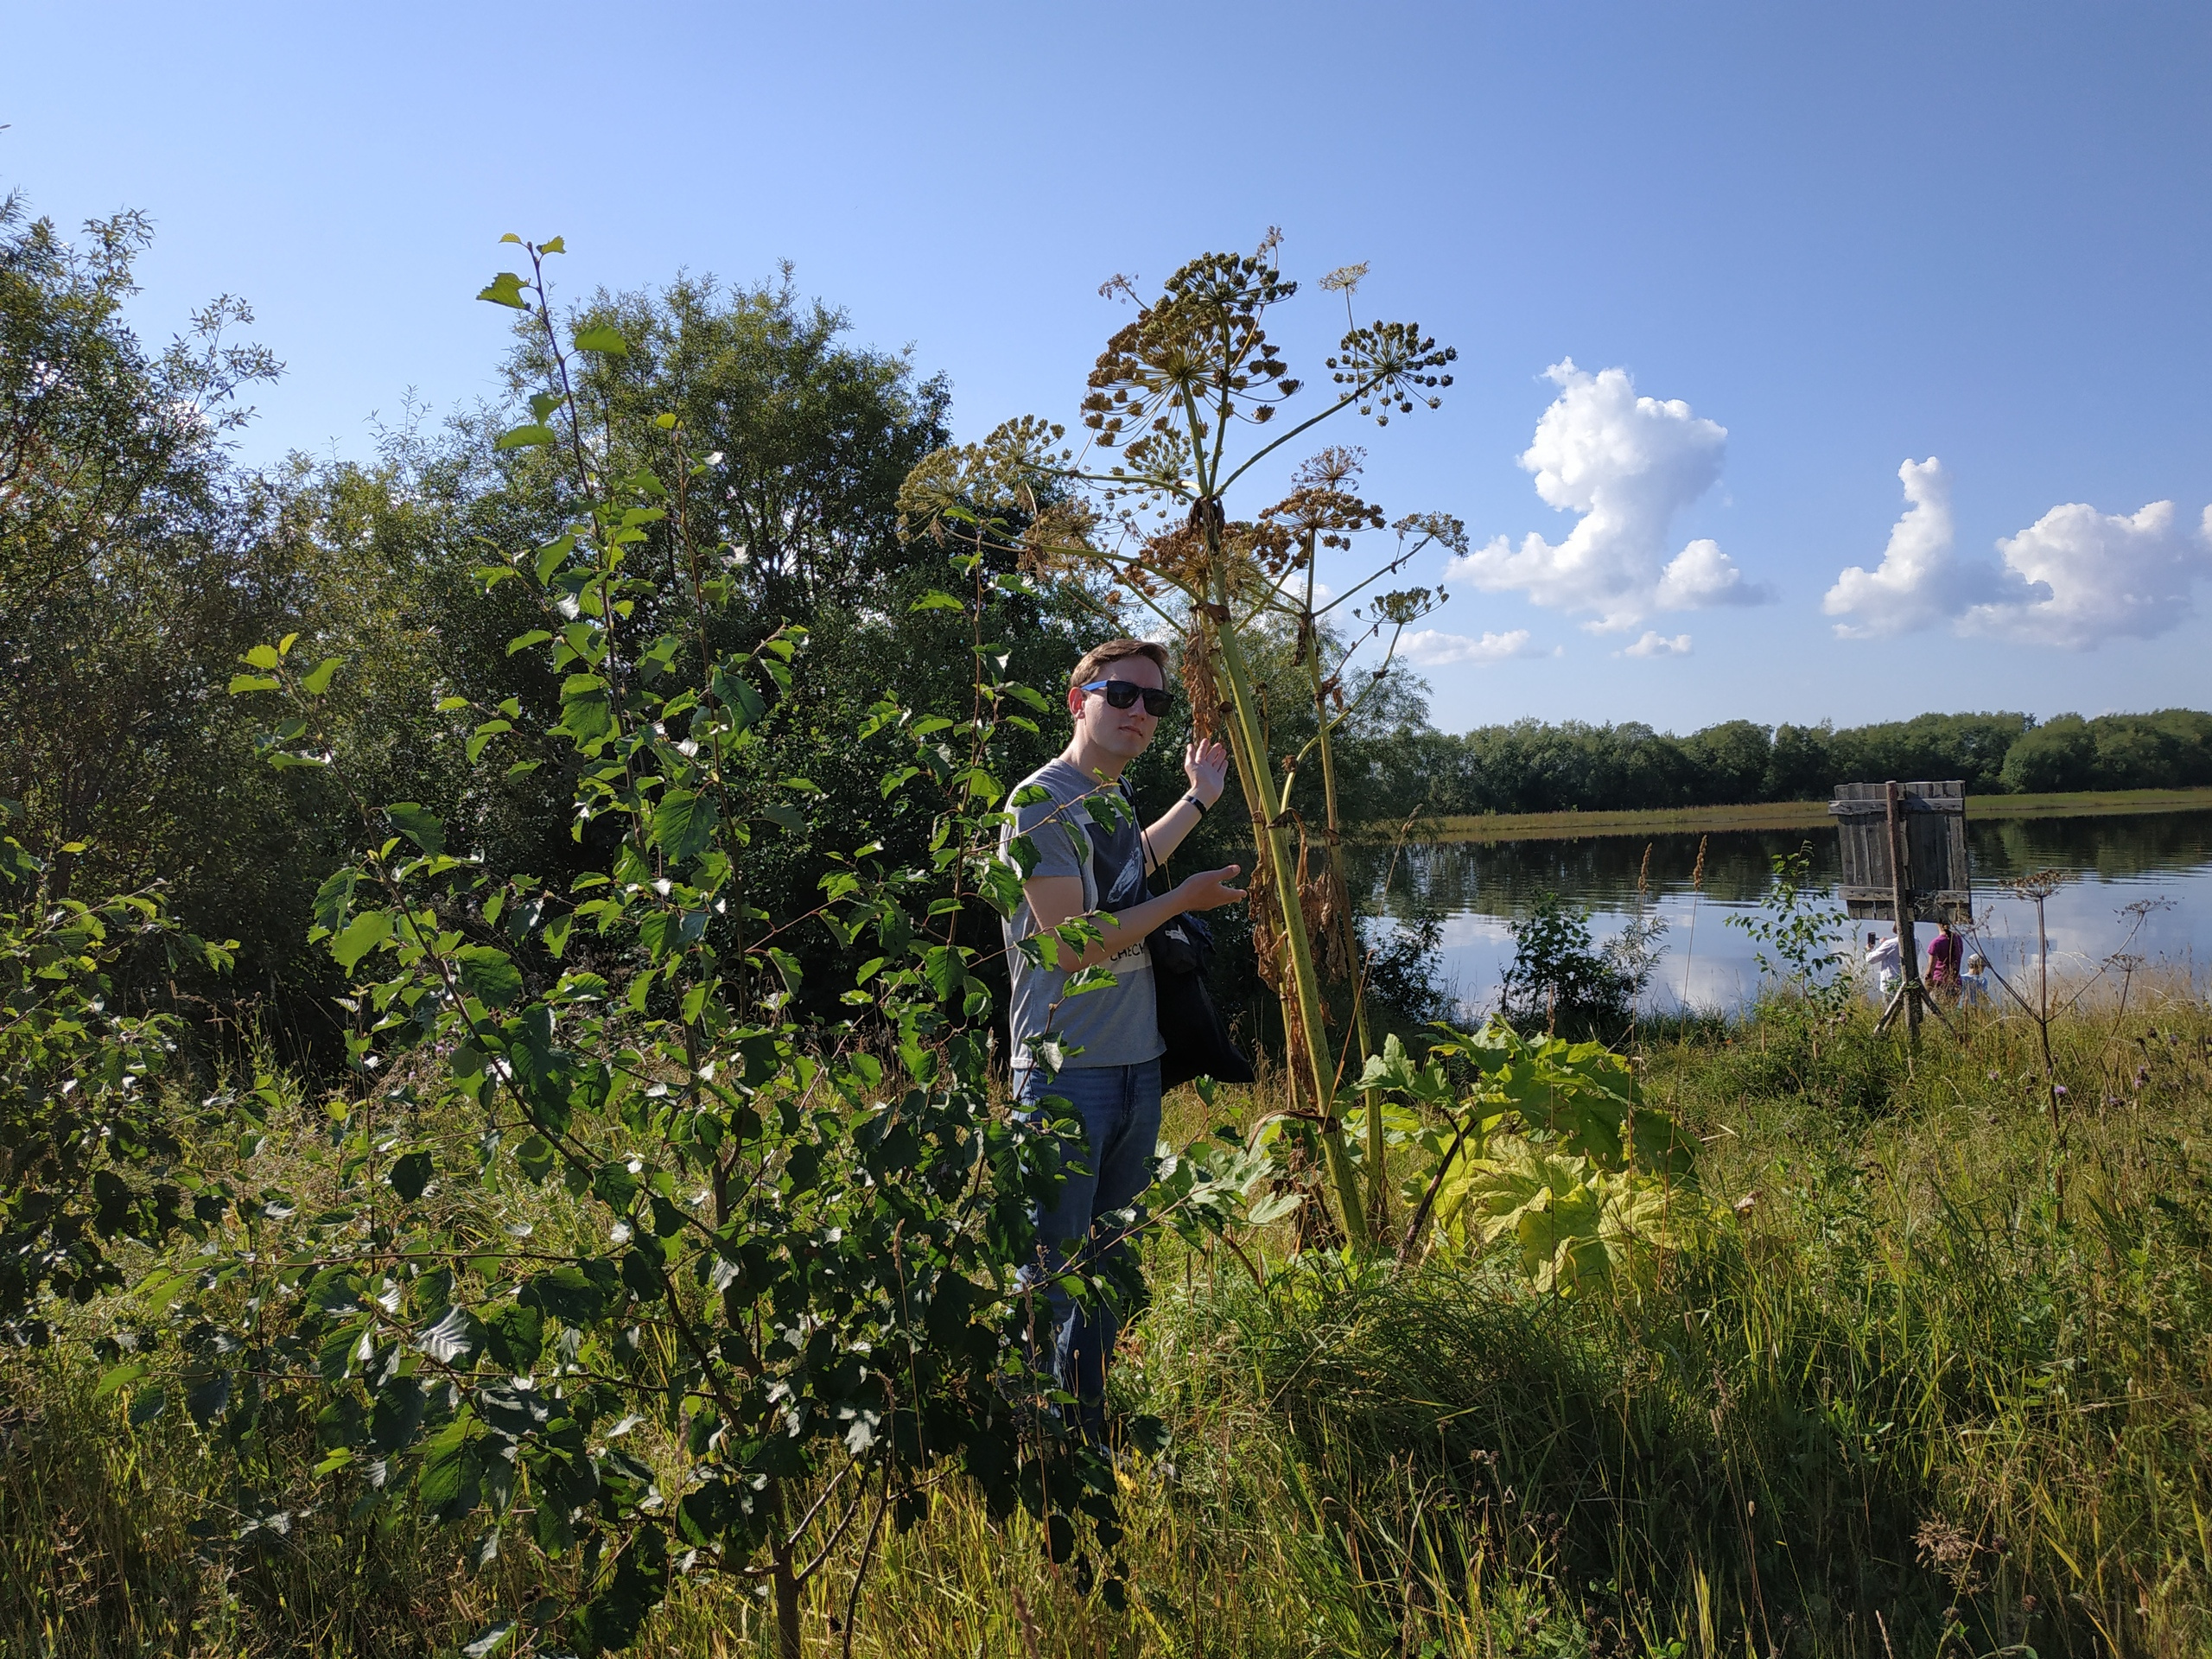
[1014,1057,1161,1441]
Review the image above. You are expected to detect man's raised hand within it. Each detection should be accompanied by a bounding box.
[1183,737,1230,804]
[1173,864,1245,912]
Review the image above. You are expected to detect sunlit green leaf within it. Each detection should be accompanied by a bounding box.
[95,1359,147,1399]
[330,909,393,972]
[477,271,529,309]
[922,945,968,1001]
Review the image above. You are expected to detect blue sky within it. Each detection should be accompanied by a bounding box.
[9,2,2210,734]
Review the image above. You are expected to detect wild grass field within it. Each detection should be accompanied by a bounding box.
[7,989,2208,1659]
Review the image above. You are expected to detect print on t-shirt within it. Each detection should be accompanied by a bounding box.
[1086,791,1150,965]
[999,759,1164,1070]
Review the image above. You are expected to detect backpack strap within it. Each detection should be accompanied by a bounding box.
[1065,793,1101,915]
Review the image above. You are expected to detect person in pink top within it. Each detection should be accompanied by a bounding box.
[1926,920,1963,990]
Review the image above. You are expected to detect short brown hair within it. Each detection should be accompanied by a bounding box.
[1067,637,1170,694]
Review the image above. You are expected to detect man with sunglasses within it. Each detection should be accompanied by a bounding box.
[1001,637,1243,1440]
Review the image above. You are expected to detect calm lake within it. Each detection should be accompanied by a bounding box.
[1359,809,2212,1018]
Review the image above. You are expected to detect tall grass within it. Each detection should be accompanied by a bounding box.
[4,994,2209,1656]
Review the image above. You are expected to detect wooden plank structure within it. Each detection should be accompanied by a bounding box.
[1829,779,1970,1039]
[1829,779,1971,923]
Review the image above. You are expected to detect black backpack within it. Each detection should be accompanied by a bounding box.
[1122,804,1254,1091]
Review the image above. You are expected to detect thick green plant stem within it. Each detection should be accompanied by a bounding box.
[1307,625,1387,1236]
[1210,598,1370,1247]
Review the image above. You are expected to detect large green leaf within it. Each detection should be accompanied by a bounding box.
[481,1303,544,1370]
[95,1359,148,1399]
[384,803,446,855]
[518,1262,616,1326]
[652,789,720,864]
[553,674,613,745]
[571,324,628,355]
[329,909,393,973]
[388,1150,434,1202]
[711,666,766,731]
[309,868,358,936]
[416,1306,484,1365]
[512,1134,557,1185]
[416,1419,480,1519]
[922,945,969,1001]
[455,945,524,1007]
[637,908,709,963]
[477,271,529,308]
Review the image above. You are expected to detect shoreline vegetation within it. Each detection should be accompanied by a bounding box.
[1395,784,2212,843]
[7,993,2209,1656]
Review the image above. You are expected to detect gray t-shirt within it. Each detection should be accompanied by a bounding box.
[1000,758,1164,1071]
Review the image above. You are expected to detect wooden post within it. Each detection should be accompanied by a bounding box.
[1885,779,1920,1041]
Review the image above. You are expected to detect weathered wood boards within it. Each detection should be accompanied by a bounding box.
[1829,779,1972,923]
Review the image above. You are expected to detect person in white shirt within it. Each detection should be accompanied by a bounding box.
[1863,930,1901,1001]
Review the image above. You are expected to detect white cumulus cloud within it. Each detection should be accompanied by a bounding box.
[1960,499,2209,647]
[1618,631,1693,658]
[1396,627,1554,665]
[1824,460,2212,648]
[1821,458,2003,637]
[1446,360,1770,632]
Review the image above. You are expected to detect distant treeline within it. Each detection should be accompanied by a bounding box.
[1344,708,2212,820]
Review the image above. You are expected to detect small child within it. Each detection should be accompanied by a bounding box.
[1960,952,1990,1007]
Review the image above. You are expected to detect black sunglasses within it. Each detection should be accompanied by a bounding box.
[1079,678,1175,718]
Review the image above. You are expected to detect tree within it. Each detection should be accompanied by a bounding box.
[1682,719,1772,805]
[1831,710,2029,794]
[1764,721,1836,801]
[0,191,289,924]
[1999,715,2096,792]
[0,804,235,1342]
[210,240,1129,1659]
[425,270,1102,1023]
[1497,891,1655,1037]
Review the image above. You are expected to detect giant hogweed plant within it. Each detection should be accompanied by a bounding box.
[194,237,1218,1659]
[1358,1022,1709,1296]
[898,240,1465,1249]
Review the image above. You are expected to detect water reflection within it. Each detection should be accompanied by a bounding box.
[1359,810,2212,1016]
